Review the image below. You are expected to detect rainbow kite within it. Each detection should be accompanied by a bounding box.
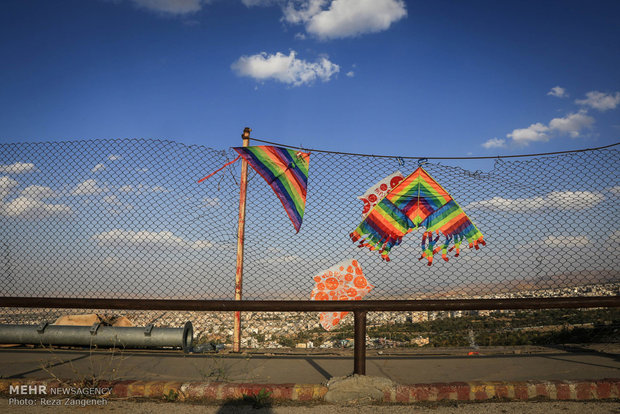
[233,146,309,233]
[350,167,485,264]
[199,146,310,232]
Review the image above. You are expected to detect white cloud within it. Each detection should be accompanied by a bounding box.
[346,71,354,77]
[282,0,327,24]
[1,197,72,219]
[202,197,220,207]
[505,111,594,146]
[103,195,123,205]
[283,0,407,39]
[575,91,620,111]
[107,154,121,161]
[150,186,169,193]
[506,122,550,145]
[466,190,605,212]
[71,179,107,196]
[91,229,213,251]
[0,176,18,200]
[0,179,69,219]
[118,183,150,194]
[608,186,620,196]
[482,137,506,149]
[605,231,620,253]
[19,185,56,200]
[547,86,568,98]
[0,162,37,174]
[130,0,209,15]
[105,195,135,214]
[231,50,339,86]
[256,254,304,265]
[91,163,105,173]
[544,235,590,249]
[548,111,594,138]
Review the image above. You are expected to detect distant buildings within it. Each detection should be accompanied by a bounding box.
[3,282,617,350]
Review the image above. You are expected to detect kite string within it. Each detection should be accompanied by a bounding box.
[249,137,620,160]
[197,154,241,183]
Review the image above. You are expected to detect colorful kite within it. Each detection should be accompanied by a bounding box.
[357,171,404,218]
[350,167,485,264]
[310,259,373,331]
[198,146,310,233]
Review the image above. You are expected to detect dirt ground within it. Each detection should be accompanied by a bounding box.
[2,398,620,414]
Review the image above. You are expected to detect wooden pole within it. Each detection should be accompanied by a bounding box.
[233,127,251,352]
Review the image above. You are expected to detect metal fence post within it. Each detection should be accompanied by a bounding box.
[354,310,367,375]
[233,127,251,352]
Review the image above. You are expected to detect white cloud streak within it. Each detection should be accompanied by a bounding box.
[202,197,220,207]
[19,185,56,200]
[544,235,590,249]
[231,50,339,86]
[466,190,605,212]
[71,179,107,196]
[0,162,37,174]
[2,197,72,219]
[130,0,209,15]
[575,91,620,111]
[91,163,105,173]
[92,229,214,251]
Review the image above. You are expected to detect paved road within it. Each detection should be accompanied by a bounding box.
[1,345,618,384]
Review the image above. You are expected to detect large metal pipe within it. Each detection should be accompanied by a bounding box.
[0,322,193,352]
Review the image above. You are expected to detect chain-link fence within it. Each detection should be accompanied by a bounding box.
[0,139,619,341]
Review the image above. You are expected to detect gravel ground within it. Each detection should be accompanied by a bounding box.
[2,399,620,414]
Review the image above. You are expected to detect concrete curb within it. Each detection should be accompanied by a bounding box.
[1,379,618,403]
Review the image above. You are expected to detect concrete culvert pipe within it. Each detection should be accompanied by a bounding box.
[0,321,193,352]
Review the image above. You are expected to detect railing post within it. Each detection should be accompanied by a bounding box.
[353,310,367,375]
[233,127,251,353]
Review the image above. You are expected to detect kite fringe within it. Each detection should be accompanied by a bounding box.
[351,227,485,265]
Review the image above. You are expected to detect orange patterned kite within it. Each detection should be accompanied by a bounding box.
[310,259,374,331]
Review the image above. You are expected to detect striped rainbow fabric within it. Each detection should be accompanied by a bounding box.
[234,146,310,233]
[350,167,485,264]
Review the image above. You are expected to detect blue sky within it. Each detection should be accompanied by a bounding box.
[1,1,619,300]
[1,0,619,157]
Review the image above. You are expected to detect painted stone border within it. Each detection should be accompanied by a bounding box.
[0,379,618,403]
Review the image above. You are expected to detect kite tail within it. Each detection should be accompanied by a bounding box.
[197,155,241,183]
